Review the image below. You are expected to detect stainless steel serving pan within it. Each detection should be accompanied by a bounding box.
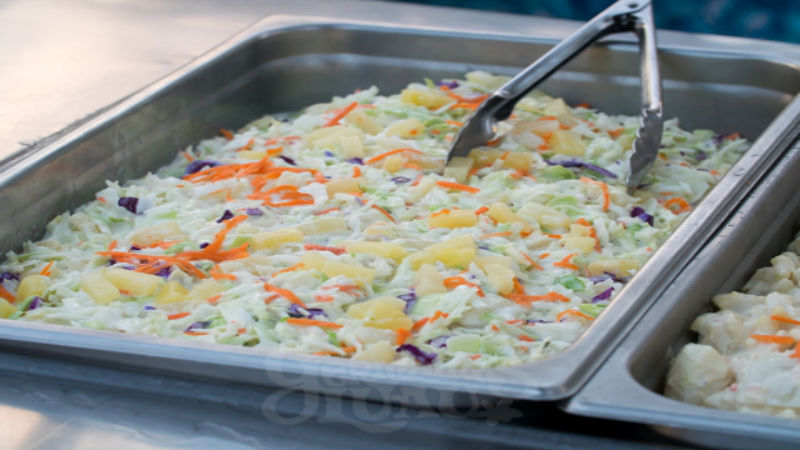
[1,15,799,406]
[566,137,800,448]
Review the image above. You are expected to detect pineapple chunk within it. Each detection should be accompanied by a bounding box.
[339,135,364,158]
[549,130,586,156]
[562,236,596,254]
[80,271,121,305]
[465,71,509,90]
[364,222,395,238]
[325,178,362,196]
[512,118,560,137]
[188,279,225,300]
[518,202,571,231]
[414,264,447,295]
[130,221,184,247]
[238,150,268,160]
[382,154,406,173]
[345,241,408,262]
[344,109,381,135]
[503,152,534,170]
[407,177,436,202]
[347,296,413,330]
[104,269,164,296]
[428,209,478,229]
[487,203,533,234]
[156,281,189,304]
[385,118,425,139]
[322,260,376,285]
[299,217,348,234]
[588,259,641,278]
[304,125,361,147]
[569,224,593,237]
[617,133,635,150]
[443,157,474,183]
[406,250,437,270]
[427,234,477,268]
[400,88,454,109]
[17,275,49,301]
[0,299,16,318]
[475,255,512,270]
[352,341,395,363]
[300,252,327,271]
[468,148,504,166]
[253,228,304,250]
[484,263,515,295]
[544,98,579,126]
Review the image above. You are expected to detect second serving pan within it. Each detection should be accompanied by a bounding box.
[1,13,799,407]
[566,138,800,447]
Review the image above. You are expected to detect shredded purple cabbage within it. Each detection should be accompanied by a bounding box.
[143,305,156,311]
[118,197,139,214]
[346,157,364,165]
[278,155,297,166]
[436,80,459,89]
[324,151,334,157]
[199,242,209,249]
[696,150,708,161]
[545,159,617,179]
[478,244,490,251]
[245,208,263,216]
[216,210,234,223]
[391,176,412,184]
[154,266,172,278]
[527,319,553,324]
[397,291,417,314]
[27,296,43,311]
[287,303,327,319]
[630,206,654,226]
[396,344,437,365]
[589,272,625,284]
[0,272,19,282]
[592,287,614,303]
[185,321,211,331]
[354,197,365,206]
[427,335,449,348]
[183,159,220,176]
[713,133,725,145]
[129,245,141,251]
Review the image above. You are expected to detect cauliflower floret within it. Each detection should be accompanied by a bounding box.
[665,343,733,405]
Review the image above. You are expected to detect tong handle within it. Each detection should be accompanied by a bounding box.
[492,0,651,119]
[635,4,661,116]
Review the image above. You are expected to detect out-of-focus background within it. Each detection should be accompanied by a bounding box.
[389,0,800,43]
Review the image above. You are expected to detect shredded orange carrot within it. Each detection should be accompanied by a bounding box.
[206,294,222,304]
[490,324,500,331]
[314,294,335,303]
[506,319,524,325]
[750,334,795,346]
[237,138,255,152]
[303,244,346,255]
[431,310,449,321]
[474,206,489,215]
[411,173,424,186]
[314,207,340,216]
[553,253,579,271]
[219,129,234,140]
[0,284,15,303]
[663,197,692,214]
[607,128,624,139]
[364,148,424,165]
[517,335,535,342]
[274,263,305,276]
[411,317,429,332]
[470,354,482,360]
[522,253,543,270]
[404,162,422,170]
[443,276,485,297]
[184,331,209,336]
[709,169,720,176]
[771,315,800,326]
[107,240,117,252]
[480,231,512,239]
[180,151,195,162]
[168,312,190,320]
[396,328,412,345]
[39,260,55,276]
[264,283,307,308]
[580,177,610,211]
[97,196,107,203]
[556,309,595,322]
[324,101,359,127]
[445,119,463,127]
[726,132,741,140]
[508,292,571,306]
[237,327,247,335]
[485,137,503,146]
[435,180,480,193]
[438,86,489,104]
[286,318,343,329]
[430,208,451,218]
[352,166,361,177]
[371,204,397,223]
[544,234,562,239]
[539,252,550,259]
[448,102,480,110]
[209,264,236,281]
[263,294,280,304]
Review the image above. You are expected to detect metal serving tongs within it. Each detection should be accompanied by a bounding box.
[448,0,662,194]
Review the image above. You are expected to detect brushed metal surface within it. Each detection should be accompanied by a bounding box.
[567,138,800,448]
[1,14,799,408]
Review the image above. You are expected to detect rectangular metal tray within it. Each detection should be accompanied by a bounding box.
[1,14,799,406]
[566,137,800,447]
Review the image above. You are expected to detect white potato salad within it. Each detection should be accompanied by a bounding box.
[0,72,747,368]
[667,233,800,418]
